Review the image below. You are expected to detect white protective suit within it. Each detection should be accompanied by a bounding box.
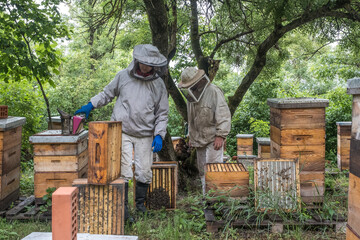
[90,45,169,184]
[187,83,231,193]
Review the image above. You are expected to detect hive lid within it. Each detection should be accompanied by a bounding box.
[267,98,329,108]
[171,136,181,141]
[236,134,254,138]
[237,154,257,159]
[0,116,26,131]
[29,129,88,143]
[256,137,270,145]
[347,77,360,95]
[336,121,351,126]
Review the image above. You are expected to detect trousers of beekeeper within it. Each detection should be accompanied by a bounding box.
[121,133,153,184]
[196,143,224,194]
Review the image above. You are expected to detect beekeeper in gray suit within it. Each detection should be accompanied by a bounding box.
[178,67,231,194]
[75,44,169,221]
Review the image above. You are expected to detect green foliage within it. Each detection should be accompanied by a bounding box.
[0,0,69,84]
[39,187,56,213]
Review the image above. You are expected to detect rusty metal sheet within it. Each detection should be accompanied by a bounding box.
[254,158,300,211]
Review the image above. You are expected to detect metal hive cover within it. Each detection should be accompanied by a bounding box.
[254,158,300,211]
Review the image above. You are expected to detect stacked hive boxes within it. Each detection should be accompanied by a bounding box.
[0,116,26,210]
[336,121,351,171]
[256,137,271,158]
[236,134,256,170]
[74,121,125,235]
[29,130,88,204]
[346,78,360,240]
[267,98,329,204]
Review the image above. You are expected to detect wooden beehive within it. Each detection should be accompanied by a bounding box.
[336,121,351,171]
[254,158,300,211]
[88,121,122,185]
[256,137,270,158]
[205,163,249,198]
[0,106,8,119]
[171,136,181,149]
[236,134,254,156]
[73,178,125,235]
[0,117,26,210]
[29,130,89,202]
[47,116,62,130]
[268,98,328,204]
[347,78,360,240]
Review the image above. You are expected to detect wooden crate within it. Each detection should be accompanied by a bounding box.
[256,137,270,159]
[88,121,122,185]
[33,137,88,156]
[299,171,324,203]
[336,122,351,171]
[347,173,360,240]
[34,150,88,172]
[254,158,300,211]
[0,126,22,156]
[271,141,325,171]
[0,166,20,201]
[236,134,253,156]
[73,178,125,235]
[34,165,87,200]
[0,143,21,175]
[205,163,249,198]
[270,126,325,146]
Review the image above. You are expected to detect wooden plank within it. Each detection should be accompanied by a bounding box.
[0,166,20,200]
[34,150,88,172]
[348,173,360,238]
[270,108,325,129]
[88,121,122,185]
[6,195,35,217]
[0,143,21,175]
[271,141,325,171]
[347,226,360,240]
[350,139,360,178]
[33,138,88,156]
[34,165,87,199]
[337,124,351,136]
[0,188,19,211]
[0,126,22,152]
[338,135,351,156]
[351,95,360,140]
[270,126,325,146]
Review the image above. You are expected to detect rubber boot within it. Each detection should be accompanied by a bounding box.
[135,181,149,213]
[124,182,134,224]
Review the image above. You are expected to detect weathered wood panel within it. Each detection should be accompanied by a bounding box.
[350,139,360,178]
[88,121,122,185]
[299,171,324,203]
[338,134,351,171]
[206,163,249,198]
[0,143,21,175]
[34,165,87,199]
[73,178,125,235]
[0,166,20,200]
[0,126,22,153]
[34,150,88,172]
[270,108,325,129]
[271,141,325,171]
[33,138,88,156]
[270,126,325,146]
[258,144,271,159]
[348,173,360,239]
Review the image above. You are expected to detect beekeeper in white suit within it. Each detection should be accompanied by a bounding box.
[178,67,231,194]
[75,44,169,221]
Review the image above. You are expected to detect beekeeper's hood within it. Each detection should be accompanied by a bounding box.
[178,67,210,103]
[129,44,168,81]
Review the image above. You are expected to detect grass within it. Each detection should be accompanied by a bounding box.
[0,162,349,240]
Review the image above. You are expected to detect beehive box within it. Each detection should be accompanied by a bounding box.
[254,158,300,211]
[205,163,249,198]
[236,134,254,156]
[256,137,270,158]
[346,78,360,240]
[47,116,62,130]
[171,136,181,149]
[73,178,125,235]
[133,161,178,210]
[336,122,351,171]
[88,121,122,185]
[29,130,89,202]
[0,117,26,210]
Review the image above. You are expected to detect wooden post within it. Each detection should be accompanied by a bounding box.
[88,121,122,185]
[346,78,360,240]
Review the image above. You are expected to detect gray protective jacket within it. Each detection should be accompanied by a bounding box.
[188,84,231,147]
[90,60,169,139]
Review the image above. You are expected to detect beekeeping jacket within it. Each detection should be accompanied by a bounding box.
[188,84,231,147]
[90,45,169,139]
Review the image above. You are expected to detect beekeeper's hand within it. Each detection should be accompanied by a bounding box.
[213,136,224,150]
[152,135,163,153]
[75,102,94,119]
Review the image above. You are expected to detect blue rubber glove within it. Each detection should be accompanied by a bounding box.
[152,135,163,153]
[74,102,94,119]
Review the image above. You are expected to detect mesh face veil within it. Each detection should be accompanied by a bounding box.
[180,74,210,103]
